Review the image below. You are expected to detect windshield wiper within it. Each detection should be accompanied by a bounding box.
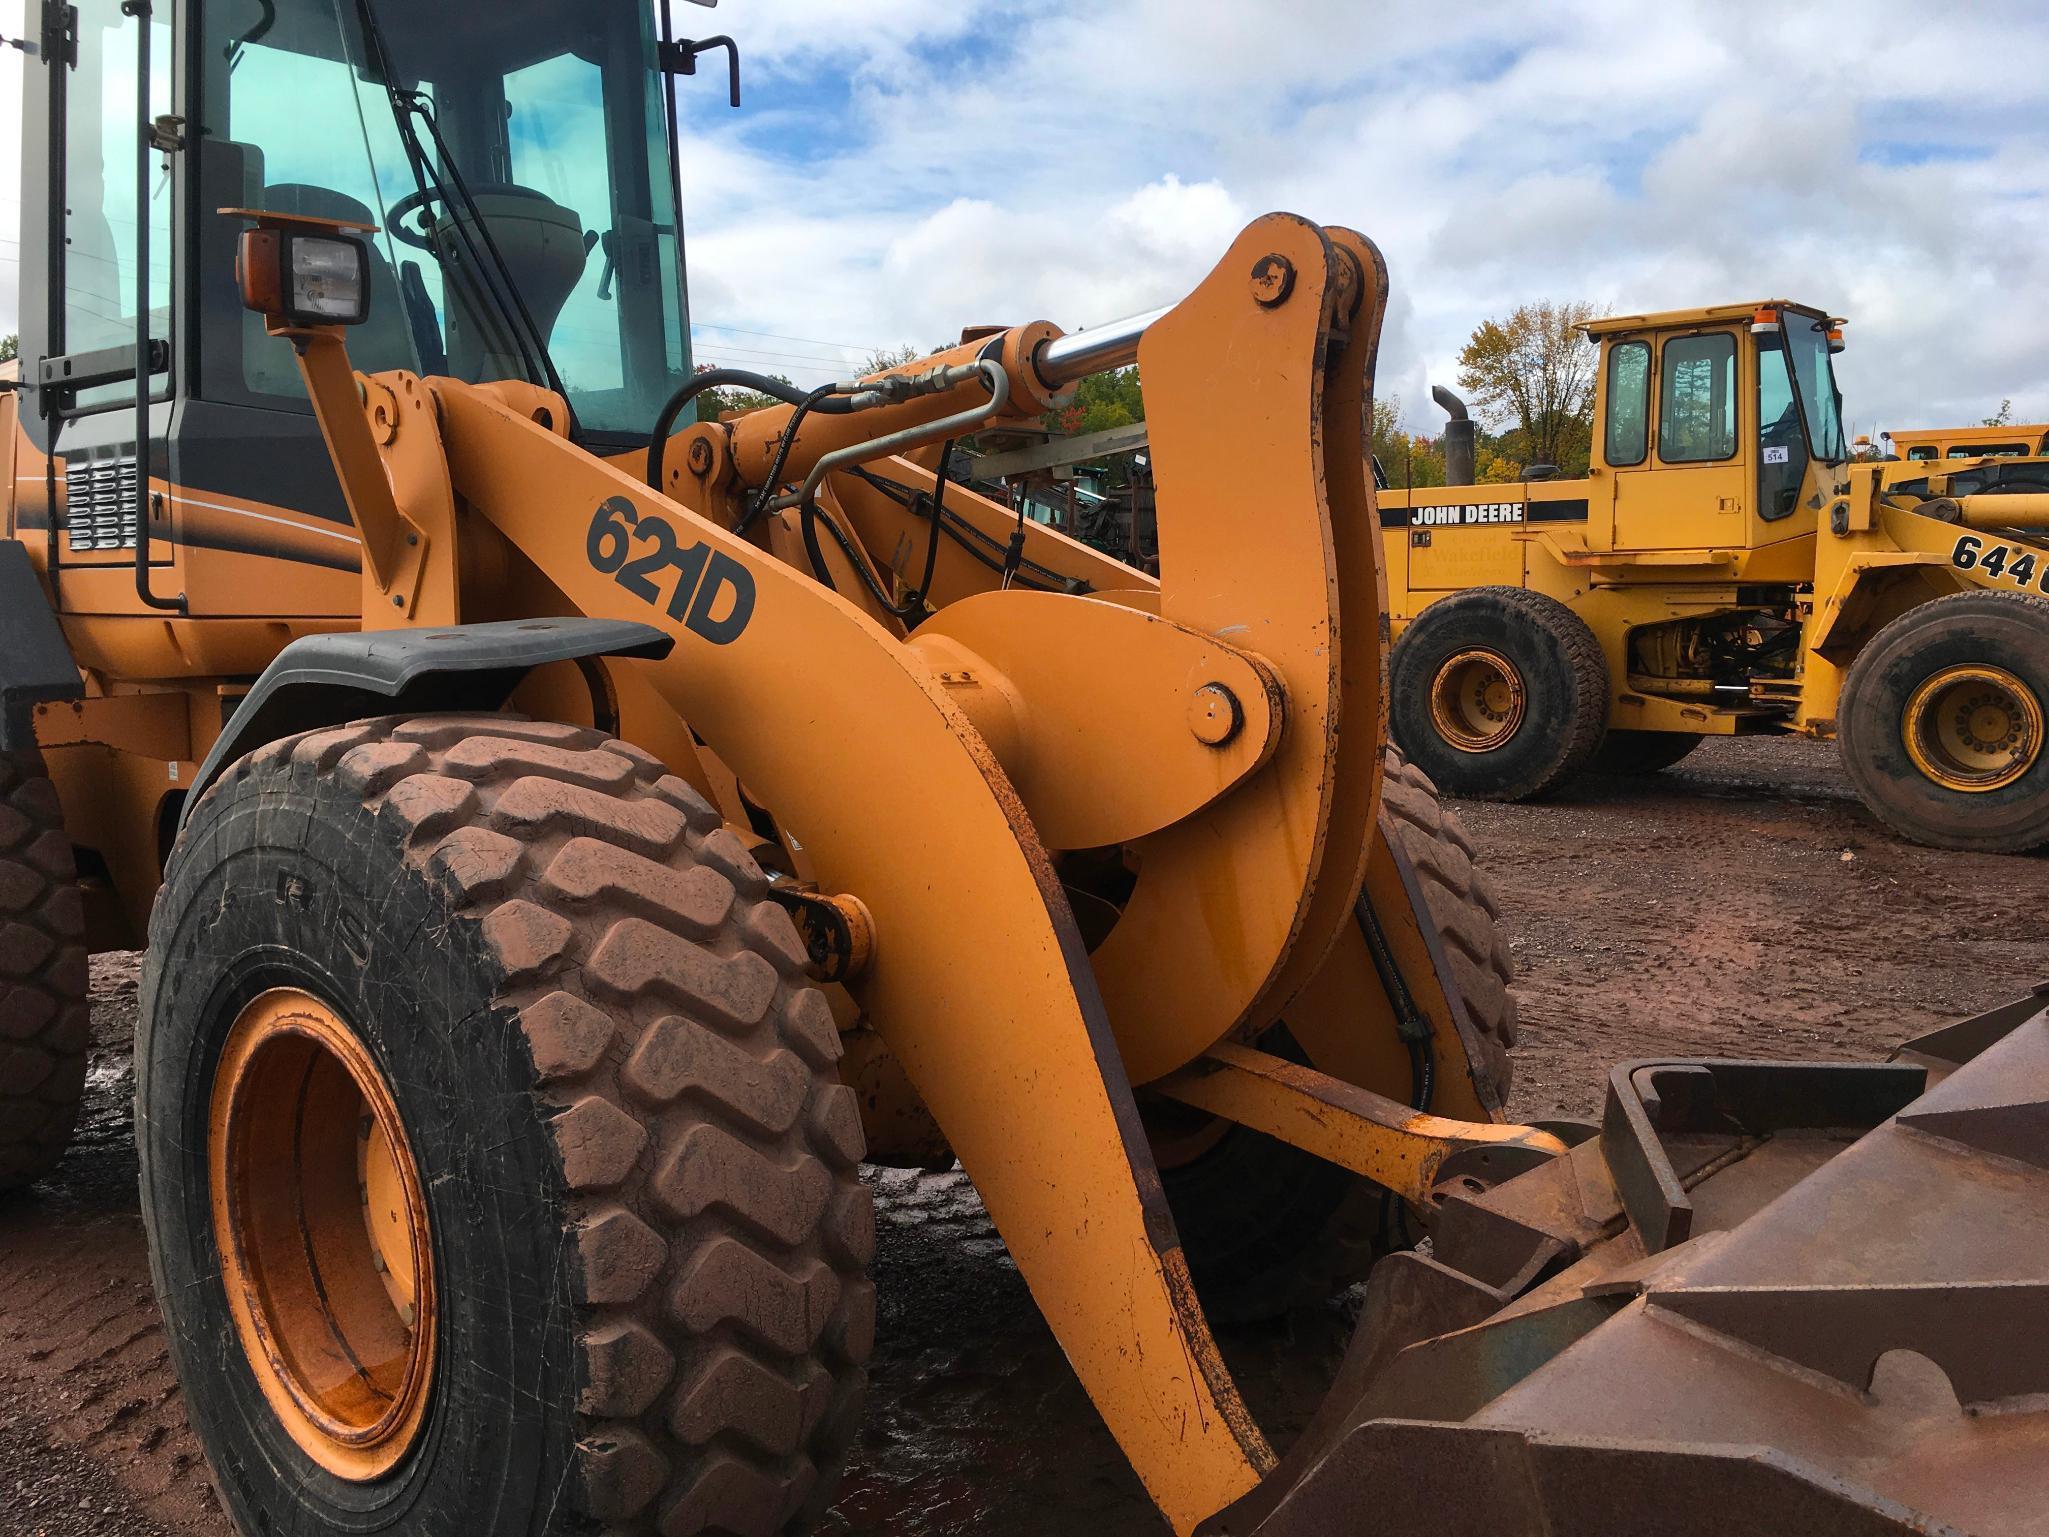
[346,0,578,433]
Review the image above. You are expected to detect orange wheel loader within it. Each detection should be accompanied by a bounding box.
[2,2,2044,1534]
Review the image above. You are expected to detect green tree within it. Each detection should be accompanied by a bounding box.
[1984,398,2014,427]
[1368,396,1446,488]
[1456,301,1601,476]
[0,333,17,363]
[1046,365,1144,437]
[693,364,794,423]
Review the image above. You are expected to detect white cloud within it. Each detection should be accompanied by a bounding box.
[3,0,2045,435]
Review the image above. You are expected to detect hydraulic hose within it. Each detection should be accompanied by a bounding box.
[644,368,855,494]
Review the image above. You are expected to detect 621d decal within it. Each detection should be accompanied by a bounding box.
[1951,533,2047,595]
[587,496,756,644]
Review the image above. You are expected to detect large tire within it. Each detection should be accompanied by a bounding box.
[1390,587,1609,800]
[0,747,88,1193]
[1379,746,1519,1102]
[1838,589,2049,852]
[1155,748,1518,1320]
[1587,728,1702,776]
[140,715,872,1536]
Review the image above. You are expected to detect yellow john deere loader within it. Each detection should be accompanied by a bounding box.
[2,3,2045,1534]
[1381,303,2049,853]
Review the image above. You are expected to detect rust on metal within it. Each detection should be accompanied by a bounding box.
[1222,993,2049,1537]
[207,987,437,1481]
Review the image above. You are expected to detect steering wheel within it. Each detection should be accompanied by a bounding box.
[385,183,561,249]
[384,186,449,250]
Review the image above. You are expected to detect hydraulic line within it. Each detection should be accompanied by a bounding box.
[645,369,854,494]
[847,469,1086,594]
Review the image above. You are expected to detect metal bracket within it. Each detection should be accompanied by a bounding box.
[1601,1057,1926,1254]
[764,885,874,984]
[657,34,740,106]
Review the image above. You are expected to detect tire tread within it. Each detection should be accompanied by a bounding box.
[0,749,88,1193]
[215,714,870,1534]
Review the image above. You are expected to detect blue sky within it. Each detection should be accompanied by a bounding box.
[6,0,2047,437]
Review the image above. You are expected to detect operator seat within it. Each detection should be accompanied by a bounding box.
[423,186,589,384]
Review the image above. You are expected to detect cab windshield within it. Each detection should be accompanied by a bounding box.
[1778,310,1847,465]
[201,0,691,440]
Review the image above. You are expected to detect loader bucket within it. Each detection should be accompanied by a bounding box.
[1215,988,2049,1537]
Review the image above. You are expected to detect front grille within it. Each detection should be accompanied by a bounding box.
[60,458,140,552]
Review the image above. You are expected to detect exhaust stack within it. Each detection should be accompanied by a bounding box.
[1433,384,1476,487]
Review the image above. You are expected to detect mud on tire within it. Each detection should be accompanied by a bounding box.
[139,715,872,1536]
[0,747,88,1194]
[1157,747,1518,1320]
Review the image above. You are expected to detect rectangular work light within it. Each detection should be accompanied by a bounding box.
[236,228,372,327]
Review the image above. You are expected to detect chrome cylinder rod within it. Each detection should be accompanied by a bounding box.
[1033,304,1173,389]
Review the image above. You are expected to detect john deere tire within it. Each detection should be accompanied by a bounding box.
[1837,590,2049,853]
[0,747,88,1194]
[1390,587,1609,800]
[1155,748,1517,1320]
[1587,728,1703,776]
[139,715,872,1537]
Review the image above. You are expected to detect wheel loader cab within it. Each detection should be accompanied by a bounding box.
[1583,301,1847,558]
[12,0,693,627]
[200,0,691,438]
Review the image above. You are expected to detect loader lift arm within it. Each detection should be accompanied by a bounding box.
[230,206,1557,1530]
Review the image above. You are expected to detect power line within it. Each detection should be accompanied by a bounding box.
[690,320,889,354]
[694,339,866,367]
[692,344,863,374]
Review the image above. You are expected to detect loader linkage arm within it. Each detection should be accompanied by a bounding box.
[236,207,1565,1533]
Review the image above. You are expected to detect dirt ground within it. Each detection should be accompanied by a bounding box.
[4,734,2046,1537]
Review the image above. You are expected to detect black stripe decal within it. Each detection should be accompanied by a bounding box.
[1377,496,1590,528]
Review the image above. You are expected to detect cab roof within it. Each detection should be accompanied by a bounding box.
[1581,301,1833,337]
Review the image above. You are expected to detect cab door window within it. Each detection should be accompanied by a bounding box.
[1603,340,1650,467]
[1756,331,1803,519]
[1657,333,1736,463]
[62,0,173,411]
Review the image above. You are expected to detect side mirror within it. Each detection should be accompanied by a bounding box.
[1524,463,1560,482]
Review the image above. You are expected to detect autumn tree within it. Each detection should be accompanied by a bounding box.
[1047,366,1144,437]
[1369,395,1445,488]
[693,363,795,423]
[1455,301,1601,476]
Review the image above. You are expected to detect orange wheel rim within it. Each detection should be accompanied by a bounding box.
[1902,664,2042,793]
[1428,648,1526,753]
[209,988,436,1480]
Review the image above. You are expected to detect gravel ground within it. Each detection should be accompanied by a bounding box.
[3,733,2045,1536]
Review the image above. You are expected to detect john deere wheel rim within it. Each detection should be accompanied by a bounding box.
[1429,648,1527,753]
[209,988,436,1480]
[1902,664,2043,793]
